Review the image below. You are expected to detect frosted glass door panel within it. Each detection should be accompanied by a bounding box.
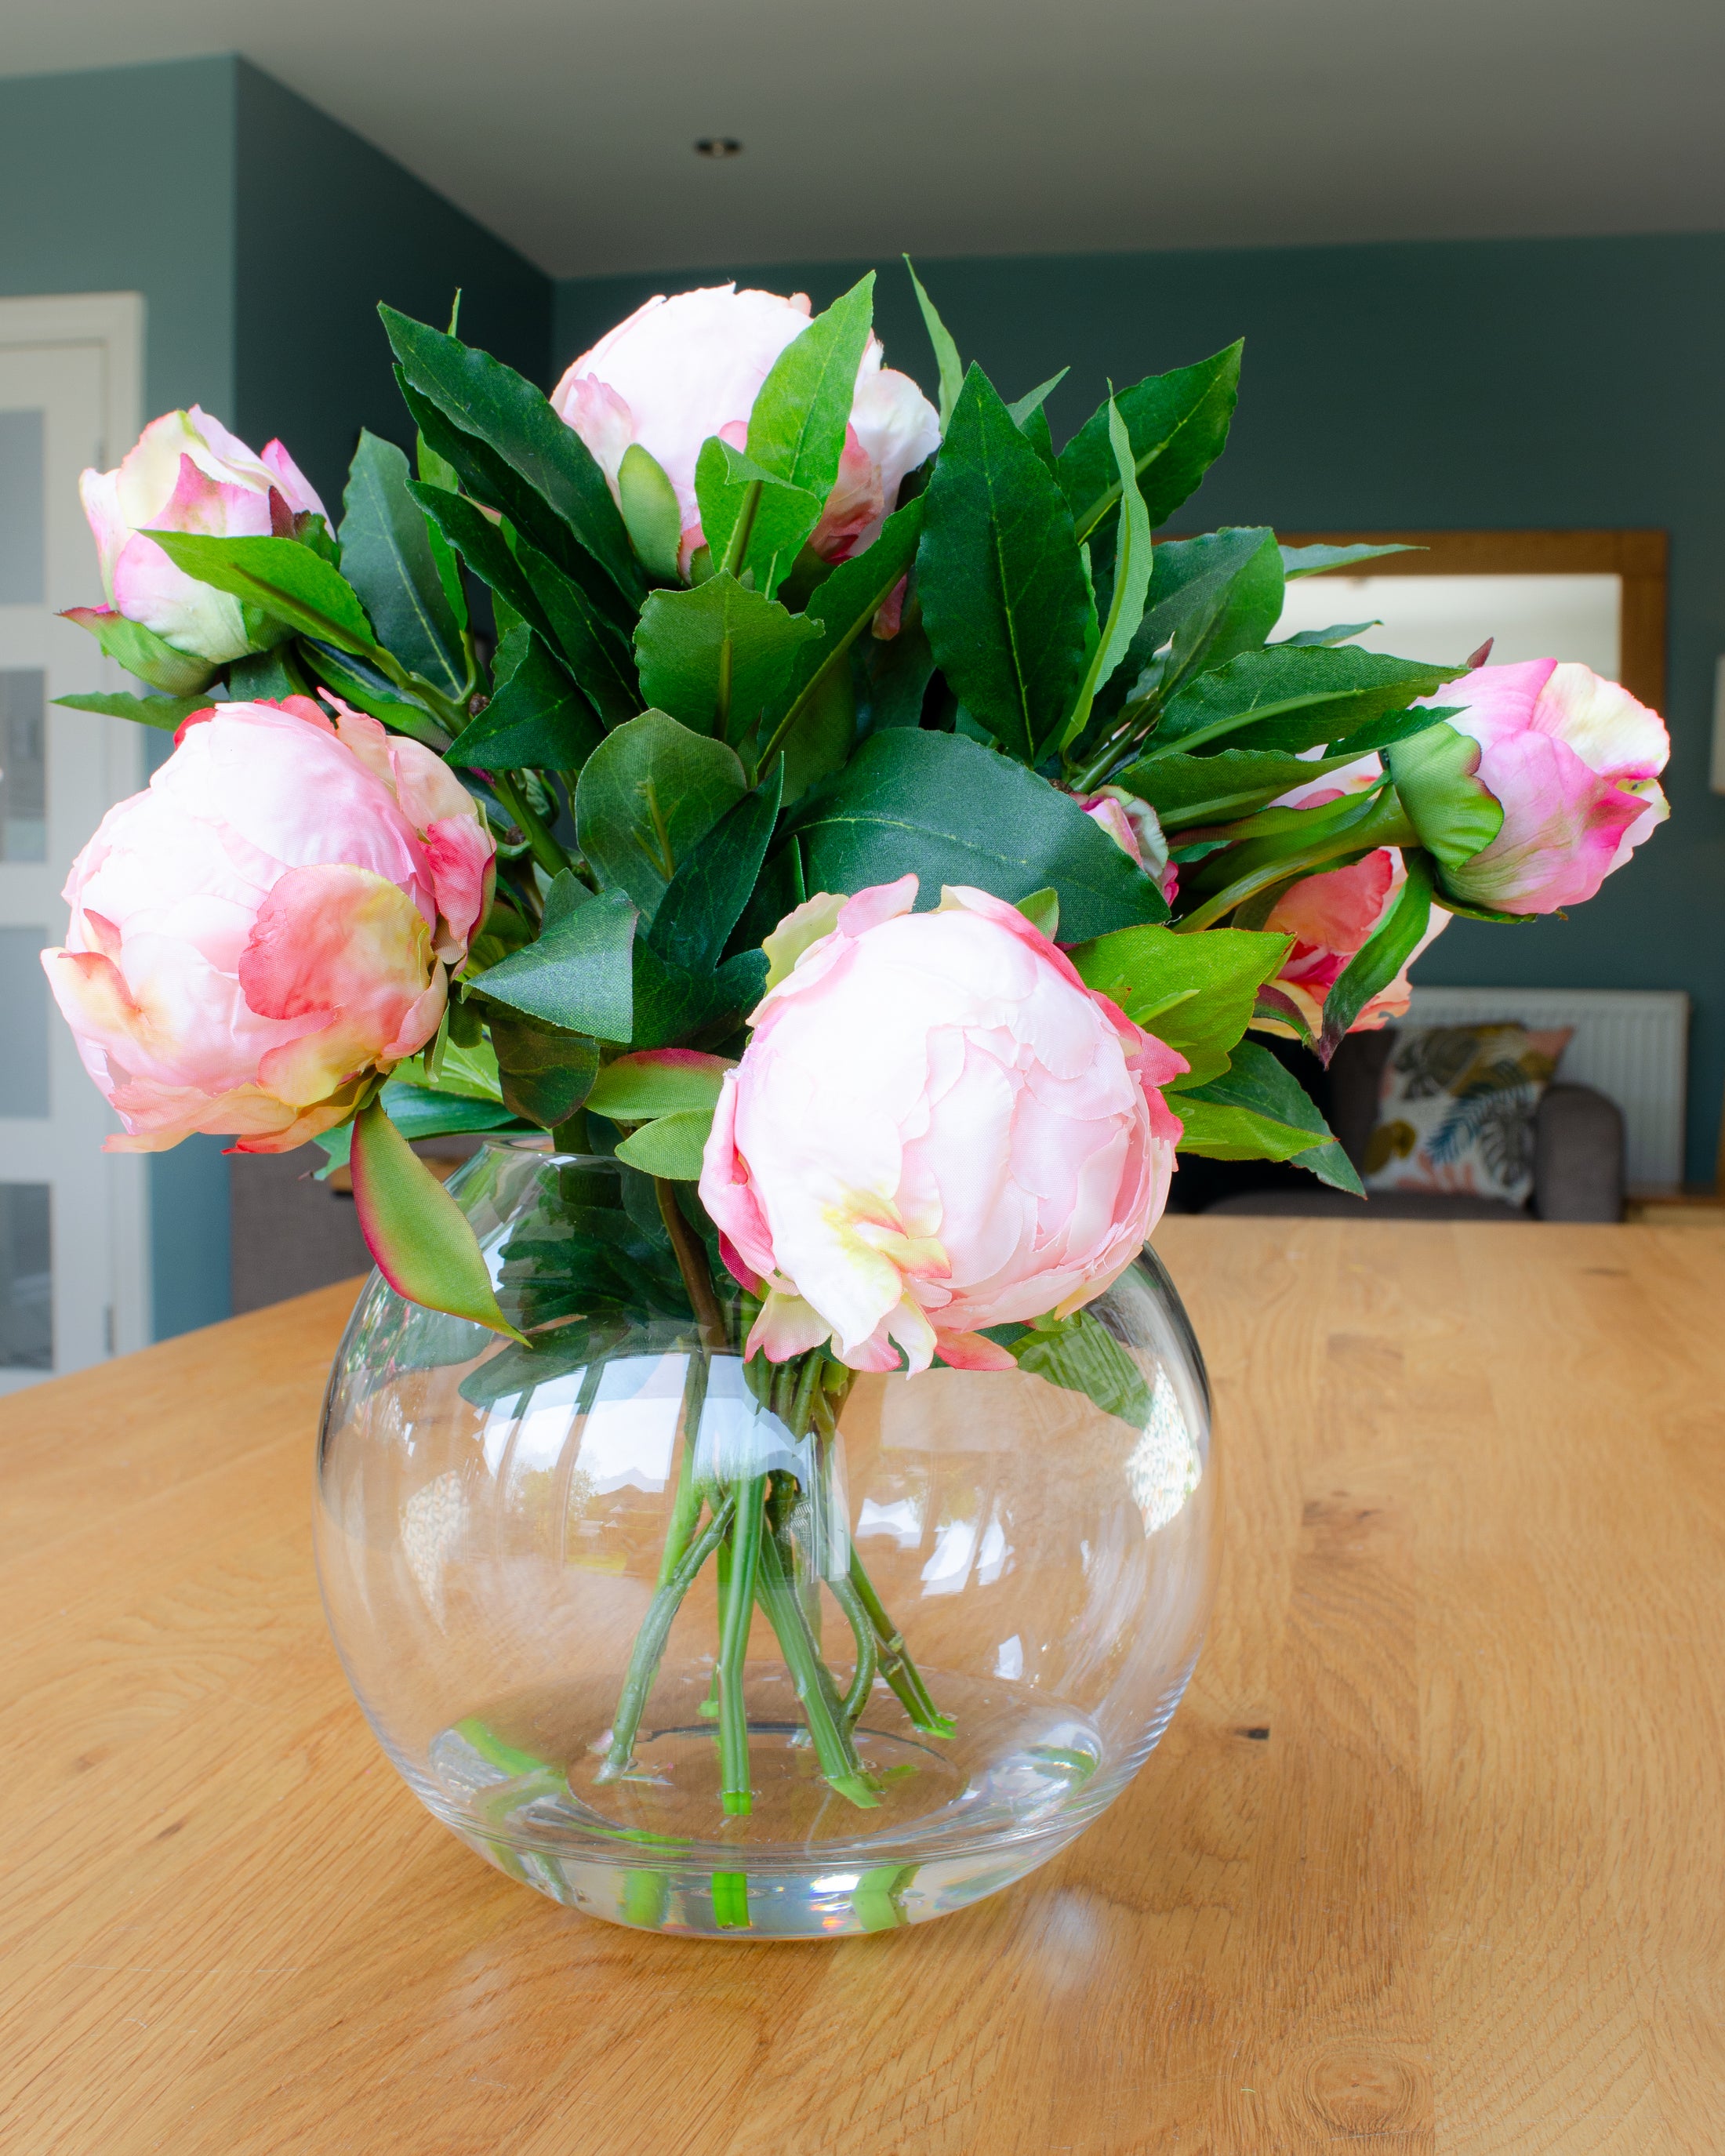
[1275,572,1622,683]
[0,310,147,1389]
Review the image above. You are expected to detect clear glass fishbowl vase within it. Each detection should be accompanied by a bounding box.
[314,1140,1217,1940]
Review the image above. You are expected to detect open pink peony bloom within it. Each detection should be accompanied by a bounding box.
[74,407,325,666]
[1414,659,1669,913]
[41,696,494,1156]
[551,285,941,578]
[699,877,1187,1375]
[1260,750,1446,1036]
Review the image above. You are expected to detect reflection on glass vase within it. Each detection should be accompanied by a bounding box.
[315,1140,1217,1940]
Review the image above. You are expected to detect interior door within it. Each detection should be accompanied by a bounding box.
[0,304,148,1390]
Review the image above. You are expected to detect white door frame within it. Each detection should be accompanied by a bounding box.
[0,291,151,1381]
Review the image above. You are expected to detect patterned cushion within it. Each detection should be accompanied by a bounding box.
[1364,1023,1573,1207]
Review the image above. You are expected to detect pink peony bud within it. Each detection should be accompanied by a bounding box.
[698,877,1188,1375]
[1080,787,1179,902]
[1412,659,1669,913]
[76,408,325,666]
[552,285,940,578]
[41,697,494,1156]
[1259,850,1449,1040]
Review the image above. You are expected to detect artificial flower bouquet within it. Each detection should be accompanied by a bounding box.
[46,267,1669,1824]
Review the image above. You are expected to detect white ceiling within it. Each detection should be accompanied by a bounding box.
[8,0,1725,278]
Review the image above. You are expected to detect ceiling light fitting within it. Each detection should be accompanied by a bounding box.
[694,138,743,159]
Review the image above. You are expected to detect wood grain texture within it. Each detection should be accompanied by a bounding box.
[2,1218,1722,2155]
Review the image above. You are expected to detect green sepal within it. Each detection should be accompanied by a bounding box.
[59,608,221,695]
[618,442,684,583]
[1319,850,1436,1058]
[1384,721,1505,872]
[586,1051,732,1123]
[614,1109,714,1181]
[348,1098,525,1339]
[312,1080,525,1175]
[53,689,209,732]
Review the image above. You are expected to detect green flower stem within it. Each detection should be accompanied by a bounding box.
[551,1108,590,1154]
[597,1495,735,1782]
[755,1523,879,1808]
[848,1548,956,1738]
[490,771,572,880]
[717,1475,768,1815]
[830,1570,879,1727]
[655,1180,728,1349]
[658,1357,710,1589]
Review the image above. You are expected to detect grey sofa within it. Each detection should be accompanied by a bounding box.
[1194,1028,1626,1224]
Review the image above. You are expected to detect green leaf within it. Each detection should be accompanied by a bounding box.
[348,1099,524,1338]
[1275,621,1378,648]
[143,530,377,658]
[618,443,684,583]
[381,307,643,608]
[859,617,936,734]
[1070,923,1292,1087]
[648,767,783,975]
[1108,528,1285,727]
[746,274,876,504]
[918,364,1092,765]
[59,608,222,695]
[692,437,823,598]
[1172,1040,1337,1163]
[1317,851,1436,1058]
[1153,645,1461,759]
[1118,745,1378,830]
[313,1079,524,1173]
[586,1051,731,1122]
[575,709,747,920]
[1293,1138,1366,1196]
[1059,343,1242,543]
[53,689,209,731]
[614,1109,714,1181]
[770,497,924,744]
[904,257,964,430]
[474,881,637,1042]
[635,573,820,742]
[1007,372,1069,427]
[990,1308,1153,1428]
[299,642,450,749]
[486,1006,602,1127]
[1280,542,1421,579]
[446,623,604,772]
[338,430,465,698]
[783,729,1170,940]
[1060,396,1153,752]
[631,943,768,1051]
[778,649,855,805]
[1385,723,1505,873]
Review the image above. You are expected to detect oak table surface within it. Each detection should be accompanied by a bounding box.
[4,1218,1723,2156]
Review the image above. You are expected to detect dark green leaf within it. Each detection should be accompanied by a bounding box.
[382,307,643,607]
[1275,621,1378,648]
[784,729,1170,939]
[986,1309,1153,1428]
[1061,396,1153,751]
[904,257,964,429]
[1070,923,1291,1087]
[1106,527,1285,726]
[459,1316,638,1409]
[510,528,641,725]
[446,624,604,771]
[1280,542,1420,579]
[300,641,450,749]
[487,1006,603,1127]
[918,364,1092,764]
[859,617,936,734]
[338,430,465,698]
[59,608,221,695]
[779,658,855,805]
[1117,744,1376,829]
[1385,723,1505,872]
[1153,645,1461,758]
[574,709,747,919]
[634,573,820,742]
[746,274,876,504]
[1172,1039,1337,1162]
[474,882,637,1042]
[617,443,683,583]
[53,689,208,732]
[1291,1139,1366,1196]
[631,942,768,1051]
[772,497,924,742]
[648,766,783,975]
[1059,343,1242,542]
[140,532,376,655]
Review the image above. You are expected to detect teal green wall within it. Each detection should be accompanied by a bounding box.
[2,58,551,1338]
[561,241,1725,1182]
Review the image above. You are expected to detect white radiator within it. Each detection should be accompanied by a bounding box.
[1403,987,1690,1192]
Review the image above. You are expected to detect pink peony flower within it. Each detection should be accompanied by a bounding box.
[74,407,325,666]
[1412,659,1669,913]
[699,877,1188,1375]
[1260,851,1449,1039]
[41,696,494,1156]
[551,285,941,579]
[1080,786,1179,902]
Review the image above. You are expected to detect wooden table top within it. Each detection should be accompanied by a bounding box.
[4,1218,1722,2154]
